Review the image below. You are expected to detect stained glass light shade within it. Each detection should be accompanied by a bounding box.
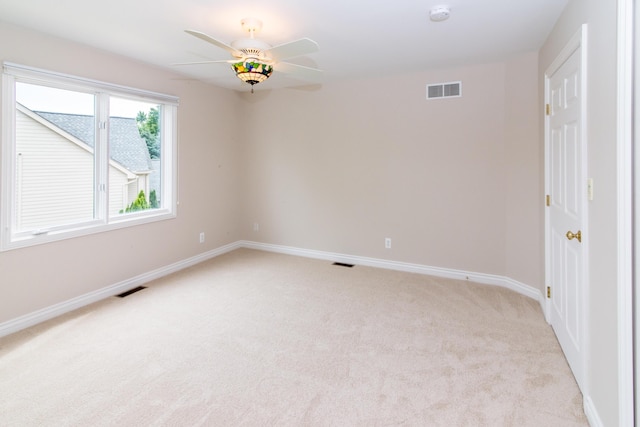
[232,60,273,89]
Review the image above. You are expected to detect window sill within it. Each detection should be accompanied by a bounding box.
[1,209,176,252]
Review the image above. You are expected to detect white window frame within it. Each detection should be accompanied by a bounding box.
[1,62,179,251]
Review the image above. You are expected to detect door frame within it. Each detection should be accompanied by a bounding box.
[543,23,589,392]
[616,0,634,424]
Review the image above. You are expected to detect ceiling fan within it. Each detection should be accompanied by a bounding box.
[177,18,322,92]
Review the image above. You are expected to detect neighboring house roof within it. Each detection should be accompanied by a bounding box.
[34,111,152,173]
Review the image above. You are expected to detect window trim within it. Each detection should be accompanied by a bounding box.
[1,62,179,251]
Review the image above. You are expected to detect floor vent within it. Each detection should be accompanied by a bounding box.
[116,286,147,298]
[332,262,355,268]
[427,81,462,99]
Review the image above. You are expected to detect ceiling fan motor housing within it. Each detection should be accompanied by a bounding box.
[231,38,271,59]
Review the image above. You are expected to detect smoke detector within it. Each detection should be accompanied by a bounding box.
[430,6,451,22]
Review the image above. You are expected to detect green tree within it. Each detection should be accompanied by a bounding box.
[136,108,160,159]
[149,189,158,209]
[122,190,150,213]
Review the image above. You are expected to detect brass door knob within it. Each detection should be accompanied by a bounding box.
[566,230,582,243]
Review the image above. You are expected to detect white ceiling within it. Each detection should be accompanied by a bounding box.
[0,0,568,91]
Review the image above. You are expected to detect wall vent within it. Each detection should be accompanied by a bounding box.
[332,262,354,268]
[116,286,147,298]
[426,81,462,100]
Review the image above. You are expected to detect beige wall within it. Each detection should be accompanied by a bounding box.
[0,22,243,324]
[240,55,541,286]
[539,0,620,424]
[504,52,542,288]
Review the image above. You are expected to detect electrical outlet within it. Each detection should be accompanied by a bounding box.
[253,223,259,231]
[199,232,205,243]
[385,238,391,249]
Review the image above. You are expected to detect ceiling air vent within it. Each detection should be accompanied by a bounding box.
[427,81,462,100]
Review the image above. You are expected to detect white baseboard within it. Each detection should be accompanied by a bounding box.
[584,395,603,427]
[0,241,241,338]
[1,240,543,338]
[239,241,543,302]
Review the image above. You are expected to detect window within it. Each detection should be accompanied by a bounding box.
[1,63,178,250]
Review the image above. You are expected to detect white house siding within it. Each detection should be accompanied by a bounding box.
[150,159,161,204]
[127,178,138,206]
[108,170,130,217]
[16,110,140,229]
[15,109,94,231]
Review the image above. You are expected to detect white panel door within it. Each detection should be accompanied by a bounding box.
[547,45,585,390]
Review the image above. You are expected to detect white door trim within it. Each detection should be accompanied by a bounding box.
[617,0,634,424]
[543,23,589,392]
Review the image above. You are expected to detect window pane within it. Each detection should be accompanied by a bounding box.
[109,97,162,217]
[15,82,96,232]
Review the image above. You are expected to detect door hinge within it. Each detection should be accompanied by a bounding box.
[546,104,550,116]
[546,194,550,206]
[547,286,551,298]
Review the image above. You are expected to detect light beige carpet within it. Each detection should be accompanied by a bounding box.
[0,249,587,426]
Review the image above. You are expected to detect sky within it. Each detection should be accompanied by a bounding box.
[16,82,157,118]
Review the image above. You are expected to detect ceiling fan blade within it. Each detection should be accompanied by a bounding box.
[172,59,234,66]
[267,38,319,61]
[276,62,323,82]
[185,29,242,57]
